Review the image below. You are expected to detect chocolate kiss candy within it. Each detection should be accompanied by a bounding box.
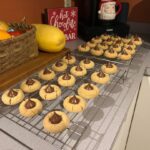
[69,95,80,104]
[84,83,93,90]
[45,85,54,93]
[8,89,18,97]
[25,99,36,109]
[49,112,62,124]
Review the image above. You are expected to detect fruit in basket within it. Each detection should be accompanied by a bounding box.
[0,21,9,31]
[33,24,66,52]
[8,31,22,37]
[0,30,11,40]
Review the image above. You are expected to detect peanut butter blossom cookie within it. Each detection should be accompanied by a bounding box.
[78,83,100,99]
[91,70,110,84]
[118,50,132,61]
[90,45,104,56]
[70,65,87,77]
[78,43,90,52]
[63,95,87,112]
[43,111,70,133]
[101,62,118,74]
[62,52,76,65]
[1,88,24,105]
[39,84,61,101]
[38,68,55,81]
[58,73,76,87]
[19,98,43,117]
[52,61,67,72]
[104,49,118,59]
[20,78,41,93]
[79,58,95,69]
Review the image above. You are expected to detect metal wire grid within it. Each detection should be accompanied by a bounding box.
[0,53,126,150]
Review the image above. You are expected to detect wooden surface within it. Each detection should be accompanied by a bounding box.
[0,50,67,91]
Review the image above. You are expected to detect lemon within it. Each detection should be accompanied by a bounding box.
[33,24,66,53]
[0,30,11,40]
[0,21,9,31]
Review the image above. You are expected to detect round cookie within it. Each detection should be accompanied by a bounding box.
[101,62,118,74]
[78,83,100,99]
[43,111,70,133]
[79,58,95,69]
[19,98,43,117]
[1,89,24,105]
[112,44,122,52]
[39,84,61,101]
[58,73,76,87]
[78,44,90,52]
[87,40,97,48]
[63,95,87,112]
[112,35,121,41]
[91,36,102,44]
[70,65,87,77]
[38,68,55,81]
[115,40,124,47]
[62,52,76,65]
[52,61,67,72]
[104,49,118,59]
[101,33,109,40]
[90,45,104,56]
[91,70,110,84]
[105,38,113,46]
[132,35,142,46]
[122,37,131,44]
[20,78,41,93]
[118,51,132,61]
[123,46,135,55]
[124,41,136,49]
[98,42,108,50]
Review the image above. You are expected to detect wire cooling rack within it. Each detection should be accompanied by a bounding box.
[0,53,127,150]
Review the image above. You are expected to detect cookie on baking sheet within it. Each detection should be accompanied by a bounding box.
[105,38,113,46]
[70,65,87,77]
[90,45,104,56]
[63,95,87,112]
[91,36,102,44]
[20,78,41,93]
[1,88,24,105]
[101,62,118,74]
[39,84,61,101]
[62,52,76,65]
[101,33,110,40]
[123,46,136,55]
[19,98,43,117]
[97,42,108,50]
[87,40,97,48]
[132,35,142,46]
[79,58,95,69]
[104,49,118,59]
[58,73,76,87]
[43,110,70,133]
[78,83,100,99]
[52,61,67,72]
[91,70,110,84]
[78,43,90,52]
[124,41,136,49]
[38,67,55,81]
[112,44,122,52]
[118,51,132,61]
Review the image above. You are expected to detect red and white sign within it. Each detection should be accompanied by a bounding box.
[46,7,78,41]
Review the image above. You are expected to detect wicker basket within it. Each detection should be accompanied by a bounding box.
[0,23,38,73]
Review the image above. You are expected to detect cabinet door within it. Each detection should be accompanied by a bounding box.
[126,76,150,150]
